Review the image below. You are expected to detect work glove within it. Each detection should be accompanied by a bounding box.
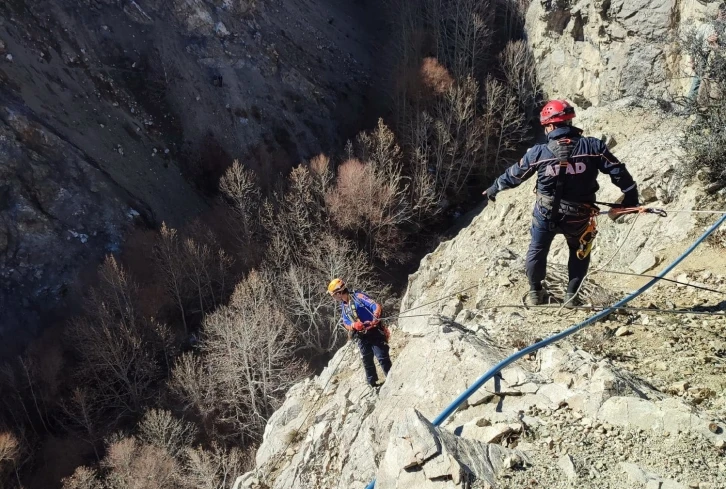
[482,185,498,202]
[352,321,365,332]
[482,185,498,209]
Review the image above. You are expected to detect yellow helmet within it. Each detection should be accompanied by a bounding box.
[327,278,346,295]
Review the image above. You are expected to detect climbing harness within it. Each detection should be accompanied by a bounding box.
[576,206,600,260]
[545,137,578,230]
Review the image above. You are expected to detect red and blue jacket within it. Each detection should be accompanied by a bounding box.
[340,291,382,330]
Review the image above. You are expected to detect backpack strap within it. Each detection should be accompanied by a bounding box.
[546,138,576,231]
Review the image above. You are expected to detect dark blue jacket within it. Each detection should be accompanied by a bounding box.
[487,126,637,206]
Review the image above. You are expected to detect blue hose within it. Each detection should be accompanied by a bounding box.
[364,213,726,489]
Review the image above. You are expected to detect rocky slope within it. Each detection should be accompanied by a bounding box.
[238,101,726,489]
[0,0,381,349]
[235,0,726,484]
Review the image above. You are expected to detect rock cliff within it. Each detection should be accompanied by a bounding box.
[238,1,726,486]
[0,0,380,348]
[240,102,726,489]
[526,0,717,106]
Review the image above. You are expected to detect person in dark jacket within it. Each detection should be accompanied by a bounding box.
[328,278,391,387]
[482,100,639,306]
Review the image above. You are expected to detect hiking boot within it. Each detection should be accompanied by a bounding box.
[527,289,546,306]
[563,292,580,308]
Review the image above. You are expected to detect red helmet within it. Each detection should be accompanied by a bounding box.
[540,100,576,125]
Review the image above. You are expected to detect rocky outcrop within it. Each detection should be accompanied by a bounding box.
[239,102,726,488]
[525,0,715,106]
[0,0,379,346]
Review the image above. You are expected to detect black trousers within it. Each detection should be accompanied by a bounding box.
[526,212,590,294]
[356,329,391,386]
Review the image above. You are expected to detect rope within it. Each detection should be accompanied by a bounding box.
[363,212,726,489]
[378,284,479,321]
[377,262,724,324]
[596,269,725,295]
[395,305,725,319]
[593,201,726,215]
[468,304,726,316]
[646,209,726,214]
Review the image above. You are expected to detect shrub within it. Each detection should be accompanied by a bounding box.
[181,443,253,489]
[137,409,197,458]
[102,437,178,489]
[61,466,101,489]
[678,21,726,190]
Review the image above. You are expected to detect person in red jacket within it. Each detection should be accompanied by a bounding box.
[328,278,391,387]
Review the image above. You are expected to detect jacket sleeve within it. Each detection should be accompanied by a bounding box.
[354,292,382,320]
[487,148,541,198]
[595,140,637,194]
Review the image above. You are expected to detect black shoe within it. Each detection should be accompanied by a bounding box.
[527,289,545,306]
[563,292,580,308]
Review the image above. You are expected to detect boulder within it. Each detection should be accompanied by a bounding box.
[375,409,526,489]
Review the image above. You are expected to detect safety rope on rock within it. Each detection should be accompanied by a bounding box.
[394,305,725,319]
[363,212,726,489]
[596,268,726,295]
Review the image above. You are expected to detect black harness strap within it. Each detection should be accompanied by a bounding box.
[546,138,575,231]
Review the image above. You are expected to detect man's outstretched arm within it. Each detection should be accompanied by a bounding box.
[483,149,548,201]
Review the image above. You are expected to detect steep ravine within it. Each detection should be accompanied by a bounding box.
[239,1,726,488]
[239,101,726,489]
[0,0,383,351]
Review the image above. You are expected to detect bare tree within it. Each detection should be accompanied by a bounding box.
[326,120,421,263]
[482,75,529,167]
[219,159,261,247]
[423,0,494,81]
[58,388,103,460]
[102,437,178,489]
[181,443,252,489]
[308,154,334,197]
[501,40,541,123]
[182,234,233,316]
[137,409,197,458]
[66,257,164,423]
[0,431,19,483]
[169,352,217,427]
[261,165,328,269]
[155,223,189,332]
[62,466,101,489]
[171,270,306,442]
